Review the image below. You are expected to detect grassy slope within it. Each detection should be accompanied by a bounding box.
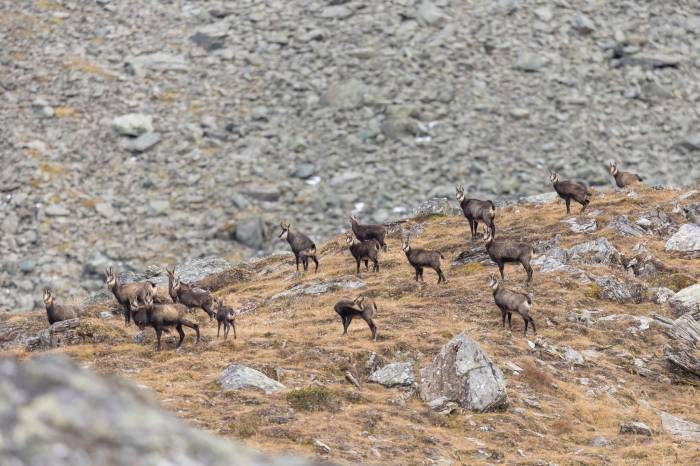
[3,188,700,465]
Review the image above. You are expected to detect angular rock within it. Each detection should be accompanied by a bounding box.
[0,356,315,466]
[413,197,458,217]
[125,52,188,76]
[218,364,285,394]
[564,347,585,366]
[652,287,675,304]
[272,278,364,300]
[416,1,445,27]
[513,54,549,72]
[619,421,652,436]
[45,204,70,217]
[321,79,366,110]
[520,192,558,205]
[111,113,154,136]
[588,435,610,448]
[419,333,508,412]
[369,363,414,387]
[175,256,233,285]
[608,215,646,237]
[669,285,700,316]
[666,224,700,252]
[593,276,639,304]
[572,13,595,34]
[567,238,620,265]
[562,217,596,233]
[234,217,266,249]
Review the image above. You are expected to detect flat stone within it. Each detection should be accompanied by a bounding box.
[369,363,414,387]
[111,113,154,136]
[121,132,161,153]
[660,412,700,442]
[218,364,285,393]
[320,5,353,20]
[589,435,610,448]
[45,204,70,217]
[669,284,700,316]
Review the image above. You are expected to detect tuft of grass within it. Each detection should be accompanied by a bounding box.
[651,273,695,292]
[286,385,335,412]
[583,283,602,299]
[520,360,556,392]
[459,262,484,275]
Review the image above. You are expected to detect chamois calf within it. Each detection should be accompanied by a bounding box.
[402,236,446,284]
[456,185,496,240]
[105,267,151,326]
[333,295,377,341]
[483,227,533,285]
[549,170,591,214]
[279,221,319,272]
[42,288,80,325]
[488,274,536,336]
[346,232,380,274]
[216,298,237,340]
[350,214,387,251]
[609,161,643,188]
[173,278,215,320]
[130,293,200,352]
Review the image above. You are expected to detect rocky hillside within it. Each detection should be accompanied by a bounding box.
[2,187,699,465]
[2,0,700,310]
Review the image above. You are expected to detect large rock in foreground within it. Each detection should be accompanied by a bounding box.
[419,333,508,412]
[369,362,414,387]
[669,284,700,316]
[666,224,700,252]
[0,356,317,466]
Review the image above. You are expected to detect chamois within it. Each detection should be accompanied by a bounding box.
[173,277,215,320]
[346,232,380,274]
[549,170,591,214]
[166,267,178,302]
[488,274,536,336]
[350,214,387,251]
[105,267,151,326]
[216,298,237,340]
[333,295,377,341]
[483,227,533,285]
[279,221,319,272]
[130,293,200,352]
[609,161,643,188]
[138,281,172,308]
[42,288,80,325]
[456,185,496,240]
[402,236,446,284]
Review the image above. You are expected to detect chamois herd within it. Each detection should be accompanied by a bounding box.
[42,163,643,350]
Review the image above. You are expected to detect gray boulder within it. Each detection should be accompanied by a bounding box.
[619,421,652,436]
[175,256,233,284]
[321,79,366,110]
[413,197,459,217]
[272,278,364,300]
[607,215,646,237]
[0,356,316,466]
[593,276,635,304]
[121,132,161,153]
[567,237,620,265]
[419,333,508,412]
[660,412,700,442]
[369,362,414,387]
[562,217,596,233]
[218,364,285,394]
[666,224,700,252]
[669,284,700,316]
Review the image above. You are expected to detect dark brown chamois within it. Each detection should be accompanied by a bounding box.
[402,236,446,284]
[333,295,377,341]
[488,274,536,336]
[279,221,319,272]
[483,227,533,285]
[350,214,387,251]
[549,170,592,214]
[173,278,215,320]
[130,293,200,352]
[216,298,237,340]
[456,184,496,240]
[345,232,380,274]
[165,267,178,302]
[609,161,643,188]
[42,288,80,325]
[105,266,152,326]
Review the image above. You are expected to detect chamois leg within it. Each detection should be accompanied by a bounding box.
[155,327,163,352]
[176,324,186,349]
[523,318,529,336]
[342,315,352,335]
[565,197,571,214]
[436,267,446,284]
[364,259,369,271]
[473,219,480,239]
[497,261,505,281]
[468,218,475,239]
[223,321,229,340]
[362,316,377,341]
[414,266,421,282]
[231,318,237,339]
[302,257,309,272]
[312,255,319,273]
[124,304,132,327]
[523,261,533,285]
[356,258,361,275]
[507,312,513,331]
[501,310,507,329]
[217,320,221,338]
[528,317,536,335]
[581,199,589,213]
[295,255,300,271]
[180,320,200,344]
[372,258,379,272]
[418,267,425,282]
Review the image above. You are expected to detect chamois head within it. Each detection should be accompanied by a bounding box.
[279,221,290,240]
[455,185,465,202]
[401,236,411,252]
[482,225,494,243]
[166,266,176,281]
[548,169,559,184]
[105,267,116,289]
[488,273,499,290]
[43,288,54,307]
[345,231,357,246]
[353,295,365,307]
[609,161,618,176]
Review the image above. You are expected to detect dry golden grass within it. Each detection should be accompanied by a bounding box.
[4,187,700,464]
